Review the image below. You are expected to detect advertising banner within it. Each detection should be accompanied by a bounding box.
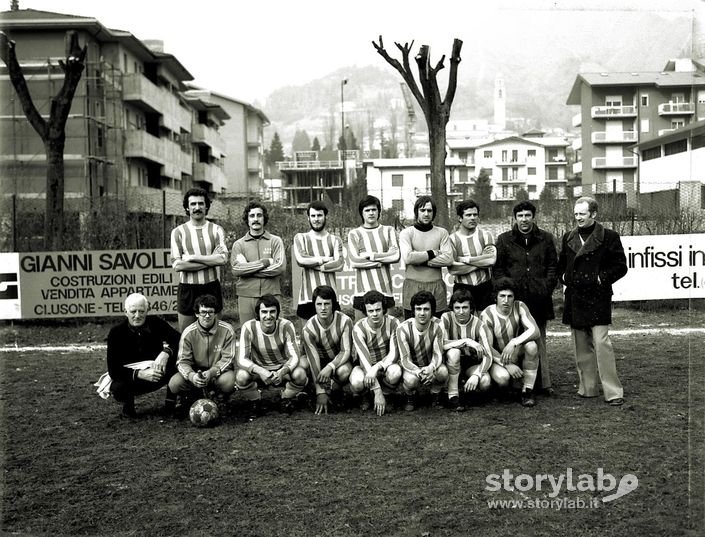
[0,249,176,320]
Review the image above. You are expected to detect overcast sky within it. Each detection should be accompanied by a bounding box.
[17,0,700,104]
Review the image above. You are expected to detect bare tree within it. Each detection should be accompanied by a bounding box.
[373,36,462,229]
[0,30,87,250]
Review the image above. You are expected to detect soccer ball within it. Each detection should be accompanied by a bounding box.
[189,398,220,427]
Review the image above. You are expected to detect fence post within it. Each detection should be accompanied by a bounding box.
[12,194,17,252]
[162,190,166,248]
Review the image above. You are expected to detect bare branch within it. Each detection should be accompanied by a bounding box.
[0,31,48,139]
[443,39,463,108]
[373,36,427,116]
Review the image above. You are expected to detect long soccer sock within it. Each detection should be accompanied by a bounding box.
[239,382,261,401]
[523,369,538,391]
[447,372,460,399]
[282,380,305,399]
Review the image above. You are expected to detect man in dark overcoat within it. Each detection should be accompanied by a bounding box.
[557,196,628,406]
[494,201,557,393]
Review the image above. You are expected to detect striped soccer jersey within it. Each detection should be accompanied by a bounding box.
[440,311,493,372]
[353,314,400,367]
[303,311,353,366]
[170,221,227,285]
[294,231,344,304]
[238,318,299,371]
[396,318,443,371]
[348,225,398,298]
[449,227,495,286]
[481,302,530,353]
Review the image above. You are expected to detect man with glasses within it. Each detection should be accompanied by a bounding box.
[167,294,236,409]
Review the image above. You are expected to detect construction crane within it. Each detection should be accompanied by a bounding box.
[399,82,416,158]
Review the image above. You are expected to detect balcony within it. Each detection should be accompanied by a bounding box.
[193,162,226,190]
[573,161,583,175]
[591,131,638,144]
[192,123,226,156]
[278,160,343,170]
[125,130,166,164]
[122,74,162,113]
[496,158,526,166]
[591,105,637,118]
[657,128,677,136]
[591,156,637,169]
[658,102,695,115]
[572,138,582,151]
[572,113,582,128]
[545,158,568,166]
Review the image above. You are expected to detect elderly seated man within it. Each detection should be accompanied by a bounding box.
[104,293,181,418]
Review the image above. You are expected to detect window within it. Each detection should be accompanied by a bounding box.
[484,150,493,159]
[664,139,687,156]
[502,168,509,181]
[510,167,518,180]
[527,149,536,158]
[458,150,468,161]
[502,185,509,198]
[671,119,685,130]
[512,150,518,162]
[606,95,622,106]
[693,134,705,150]
[501,150,508,162]
[392,199,404,212]
[671,93,685,104]
[391,174,403,187]
[528,167,536,176]
[642,147,661,161]
[528,185,537,193]
[547,168,558,180]
[641,95,649,107]
[641,119,650,133]
[458,169,468,183]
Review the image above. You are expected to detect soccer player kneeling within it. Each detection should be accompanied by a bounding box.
[235,295,307,417]
[397,291,448,411]
[440,289,493,411]
[301,285,354,415]
[349,290,403,416]
[481,279,540,407]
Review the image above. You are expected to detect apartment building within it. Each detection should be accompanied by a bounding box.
[363,157,466,220]
[566,58,705,205]
[0,8,267,246]
[447,132,569,201]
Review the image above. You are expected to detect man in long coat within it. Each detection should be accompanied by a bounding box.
[557,196,628,406]
[494,201,557,393]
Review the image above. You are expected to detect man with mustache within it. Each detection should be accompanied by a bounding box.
[293,200,344,320]
[170,188,229,331]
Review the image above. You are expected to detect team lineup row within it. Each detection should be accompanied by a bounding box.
[101,187,629,419]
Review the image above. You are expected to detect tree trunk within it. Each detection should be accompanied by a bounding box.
[45,135,66,250]
[428,119,450,229]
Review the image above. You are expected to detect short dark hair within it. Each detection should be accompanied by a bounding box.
[456,199,480,217]
[194,294,218,313]
[242,201,269,225]
[307,200,329,216]
[358,195,381,221]
[410,290,436,315]
[255,294,280,318]
[493,277,517,297]
[362,290,387,314]
[449,289,475,311]
[183,187,211,215]
[312,285,338,307]
[513,201,536,217]
[413,196,436,220]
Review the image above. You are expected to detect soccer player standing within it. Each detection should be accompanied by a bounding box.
[348,195,400,322]
[293,201,344,320]
[171,188,229,331]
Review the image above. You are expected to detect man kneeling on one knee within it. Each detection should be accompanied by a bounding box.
[235,294,307,416]
[481,279,540,407]
[349,290,403,416]
[440,289,493,411]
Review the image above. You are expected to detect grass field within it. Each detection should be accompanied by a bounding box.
[1,306,704,537]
